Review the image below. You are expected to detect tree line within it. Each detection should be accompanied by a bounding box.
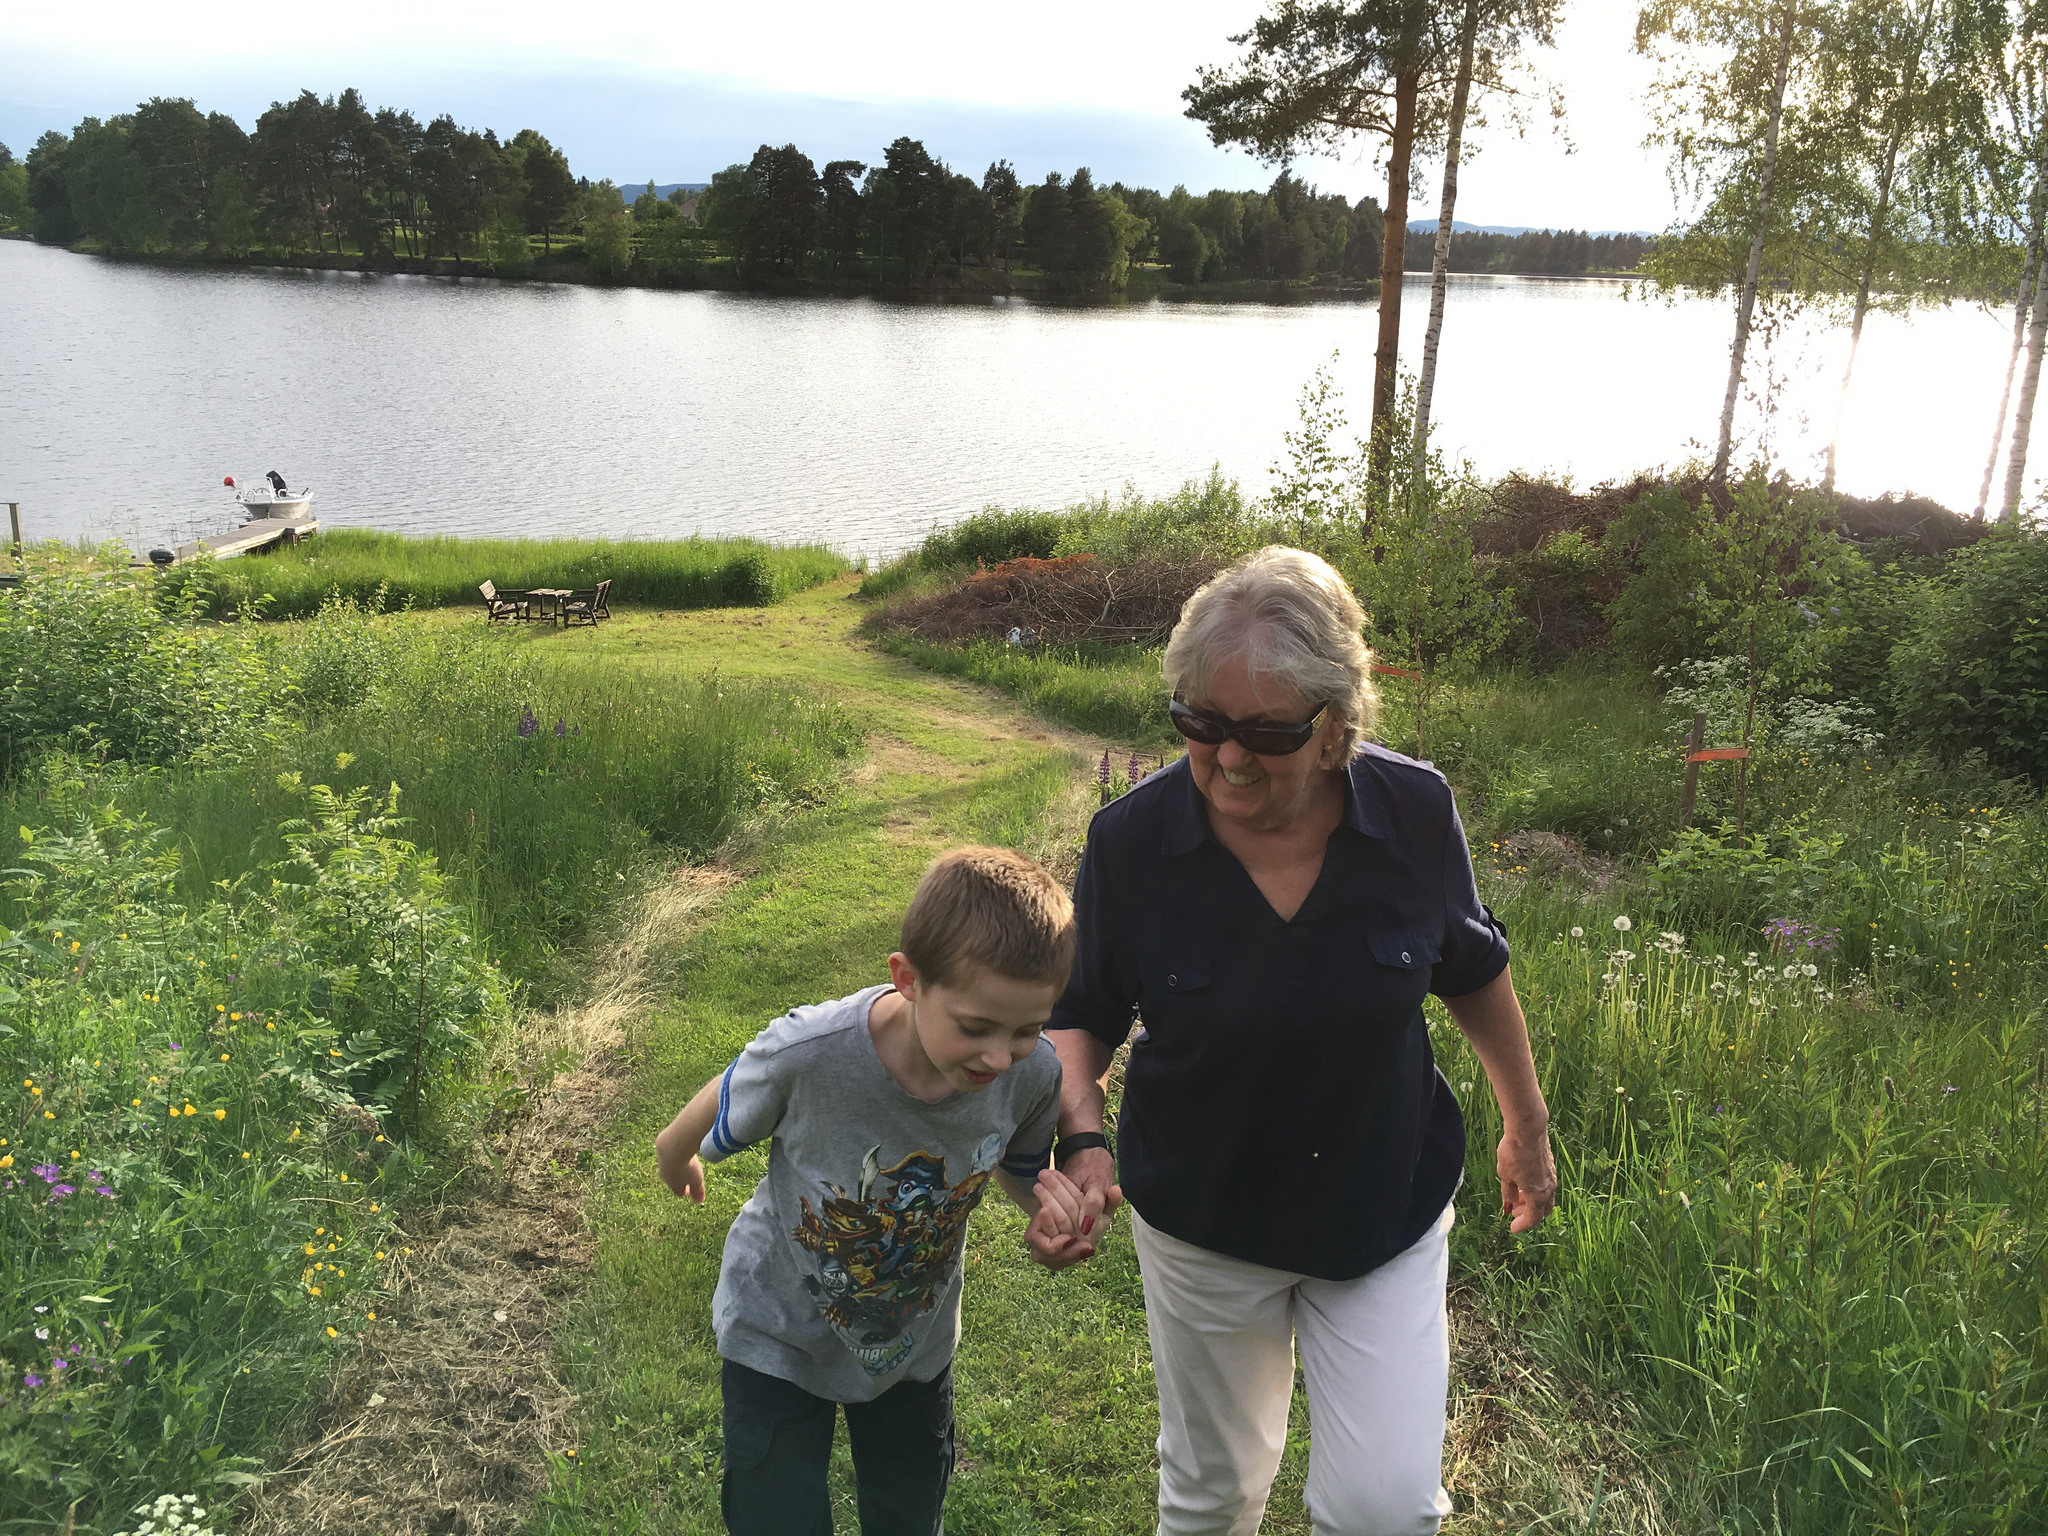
[0,89,1397,292]
[1398,227,1650,275]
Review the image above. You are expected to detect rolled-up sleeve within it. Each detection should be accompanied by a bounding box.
[1046,824,1140,1048]
[1431,797,1510,998]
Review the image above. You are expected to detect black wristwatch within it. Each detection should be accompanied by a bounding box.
[1054,1130,1115,1170]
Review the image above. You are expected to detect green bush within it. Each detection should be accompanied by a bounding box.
[1890,525,2048,783]
[173,531,847,620]
[0,771,509,1524]
[0,565,286,779]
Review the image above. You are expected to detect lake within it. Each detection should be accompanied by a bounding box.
[0,236,2029,557]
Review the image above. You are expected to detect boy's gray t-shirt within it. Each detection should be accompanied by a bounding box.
[702,984,1062,1402]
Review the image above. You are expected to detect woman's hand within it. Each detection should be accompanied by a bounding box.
[1496,1127,1556,1232]
[1028,1164,1119,1270]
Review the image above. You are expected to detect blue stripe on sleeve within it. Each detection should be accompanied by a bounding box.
[1000,1145,1052,1177]
[709,1060,740,1158]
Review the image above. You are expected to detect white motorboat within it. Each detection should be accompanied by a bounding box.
[225,472,313,521]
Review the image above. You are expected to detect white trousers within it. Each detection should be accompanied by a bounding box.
[1133,1202,1455,1536]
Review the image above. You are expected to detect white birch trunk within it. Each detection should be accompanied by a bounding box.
[1978,145,2048,518]
[2000,253,2048,518]
[1414,0,1482,453]
[1712,7,1797,490]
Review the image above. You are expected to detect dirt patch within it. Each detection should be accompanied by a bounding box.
[1445,1285,1673,1531]
[867,555,1216,647]
[1491,829,1624,894]
[241,874,729,1536]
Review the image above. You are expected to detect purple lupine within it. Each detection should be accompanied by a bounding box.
[517,706,539,738]
[554,717,567,738]
[1127,753,1144,787]
[1098,752,1111,785]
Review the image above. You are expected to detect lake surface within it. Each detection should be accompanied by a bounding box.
[0,237,2030,557]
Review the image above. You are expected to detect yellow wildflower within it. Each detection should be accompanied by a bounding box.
[220,1053,230,1062]
[183,1105,197,1116]
[0,1155,12,1169]
[132,1098,142,1107]
[214,1109,227,1121]
[230,1014,241,1022]
[308,1285,322,1296]
[43,1111,54,1120]
[216,1005,226,1014]
[367,1311,377,1321]
[305,1243,316,1255]
[266,1022,275,1031]
[369,1204,380,1213]
[242,1151,251,1159]
[339,1172,349,1182]
[29,1086,41,1098]
[326,1326,338,1338]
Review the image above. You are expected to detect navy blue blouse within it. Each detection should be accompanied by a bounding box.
[1048,747,1509,1281]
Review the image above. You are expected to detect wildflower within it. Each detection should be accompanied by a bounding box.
[169,1042,182,1051]
[0,1155,10,1169]
[1569,926,1584,939]
[1098,752,1112,786]
[33,1163,59,1181]
[554,717,567,738]
[29,1086,41,1098]
[326,1326,338,1338]
[339,1172,349,1182]
[1128,752,1145,786]
[21,1373,41,1388]
[42,1110,53,1120]
[367,1311,377,1321]
[308,1286,322,1296]
[305,1243,317,1255]
[183,1105,197,1116]
[1613,915,1633,932]
[33,1328,47,1341]
[1801,963,1818,979]
[131,1098,140,1107]
[369,1203,380,1212]
[214,1109,227,1121]
[266,1021,275,1030]
[49,1184,76,1200]
[221,1052,231,1060]
[517,706,539,738]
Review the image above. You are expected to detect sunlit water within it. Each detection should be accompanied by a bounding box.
[0,237,2028,557]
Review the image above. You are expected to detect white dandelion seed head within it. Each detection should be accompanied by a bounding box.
[1613,915,1634,932]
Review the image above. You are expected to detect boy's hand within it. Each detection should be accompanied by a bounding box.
[660,1149,706,1203]
[1027,1168,1101,1271]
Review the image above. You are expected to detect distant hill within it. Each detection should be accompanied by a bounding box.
[1406,219,1651,237]
[632,182,710,201]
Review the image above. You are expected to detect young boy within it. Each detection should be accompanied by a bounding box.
[655,846,1098,1535]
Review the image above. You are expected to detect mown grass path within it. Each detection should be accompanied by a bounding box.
[528,579,1196,1535]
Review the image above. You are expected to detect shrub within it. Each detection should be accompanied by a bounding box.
[1890,524,2048,783]
[0,564,286,780]
[0,770,509,1523]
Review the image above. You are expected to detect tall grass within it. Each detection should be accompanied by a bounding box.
[878,637,1173,744]
[1440,870,2047,1531]
[166,530,848,619]
[0,589,867,1527]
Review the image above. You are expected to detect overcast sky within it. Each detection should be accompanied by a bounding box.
[2,0,1676,231]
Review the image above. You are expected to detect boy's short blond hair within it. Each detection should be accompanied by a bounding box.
[900,847,1077,990]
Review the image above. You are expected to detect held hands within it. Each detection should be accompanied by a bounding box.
[1497,1126,1558,1233]
[1026,1149,1124,1271]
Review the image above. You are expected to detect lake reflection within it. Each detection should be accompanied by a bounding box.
[0,237,2027,556]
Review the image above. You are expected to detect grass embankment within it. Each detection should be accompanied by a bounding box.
[171,530,848,620]
[870,637,2048,1531]
[0,574,864,1529]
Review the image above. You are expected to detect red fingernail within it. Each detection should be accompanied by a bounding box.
[1082,1215,1094,1235]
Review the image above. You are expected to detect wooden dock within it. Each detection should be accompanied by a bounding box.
[150,515,318,566]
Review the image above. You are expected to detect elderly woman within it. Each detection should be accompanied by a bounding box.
[1046,546,1557,1536]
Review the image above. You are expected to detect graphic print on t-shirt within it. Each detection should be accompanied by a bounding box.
[791,1132,1004,1376]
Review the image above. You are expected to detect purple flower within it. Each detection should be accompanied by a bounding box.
[49,1185,76,1201]
[168,1042,181,1052]
[21,1373,42,1389]
[554,717,567,738]
[517,706,539,738]
[1127,753,1144,786]
[1098,752,1111,785]
[94,1187,115,1199]
[32,1164,60,1182]
[50,1359,65,1373]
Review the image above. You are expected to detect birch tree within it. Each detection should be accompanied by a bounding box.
[1638,0,1840,490]
[1414,0,1560,447]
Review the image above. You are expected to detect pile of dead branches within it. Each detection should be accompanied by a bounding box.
[872,554,1219,647]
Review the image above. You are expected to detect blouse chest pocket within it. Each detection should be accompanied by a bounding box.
[1146,959,1213,997]
[1368,929,1442,974]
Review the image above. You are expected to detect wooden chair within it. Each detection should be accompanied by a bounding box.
[479,579,533,621]
[560,577,612,627]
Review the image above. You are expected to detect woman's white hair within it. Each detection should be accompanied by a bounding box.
[1163,546,1377,758]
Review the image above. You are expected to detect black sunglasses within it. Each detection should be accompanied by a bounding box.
[1169,697,1329,756]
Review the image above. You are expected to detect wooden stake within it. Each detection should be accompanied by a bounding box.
[6,503,18,557]
[1679,712,1706,826]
